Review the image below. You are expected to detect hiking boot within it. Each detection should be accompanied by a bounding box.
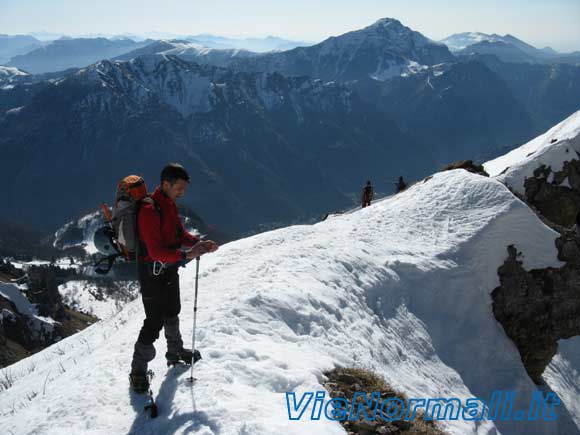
[129,371,150,394]
[166,348,202,366]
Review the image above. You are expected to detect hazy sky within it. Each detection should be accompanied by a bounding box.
[1,0,579,51]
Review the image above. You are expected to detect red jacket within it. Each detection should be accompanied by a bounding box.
[138,187,199,263]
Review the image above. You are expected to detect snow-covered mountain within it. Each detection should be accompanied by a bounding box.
[7,37,149,74]
[457,40,541,64]
[0,53,430,234]
[185,34,312,52]
[53,211,103,255]
[229,18,455,82]
[2,160,579,433]
[441,32,548,57]
[105,32,310,52]
[0,65,30,89]
[117,18,453,82]
[441,32,580,65]
[352,61,535,165]
[441,32,515,52]
[113,40,257,67]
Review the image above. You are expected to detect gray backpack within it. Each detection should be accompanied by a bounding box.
[111,175,159,259]
[94,175,161,274]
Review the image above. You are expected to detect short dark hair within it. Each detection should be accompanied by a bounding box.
[161,163,190,184]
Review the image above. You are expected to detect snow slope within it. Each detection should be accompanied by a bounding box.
[58,280,139,320]
[0,169,576,435]
[484,110,580,195]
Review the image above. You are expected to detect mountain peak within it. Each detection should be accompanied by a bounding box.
[370,17,403,28]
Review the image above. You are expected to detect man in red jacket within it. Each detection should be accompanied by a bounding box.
[129,163,218,393]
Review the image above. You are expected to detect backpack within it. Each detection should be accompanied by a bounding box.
[112,175,150,259]
[93,175,160,274]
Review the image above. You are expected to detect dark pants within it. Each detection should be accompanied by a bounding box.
[131,263,184,374]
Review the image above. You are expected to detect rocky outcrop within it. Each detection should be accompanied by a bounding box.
[441,160,489,176]
[523,160,580,227]
[324,368,447,435]
[492,242,580,384]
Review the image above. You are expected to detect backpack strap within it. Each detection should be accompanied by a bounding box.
[136,196,163,262]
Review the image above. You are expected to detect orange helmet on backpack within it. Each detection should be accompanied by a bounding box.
[117,175,148,201]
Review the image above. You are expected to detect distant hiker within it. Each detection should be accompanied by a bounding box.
[361,180,374,208]
[395,176,407,193]
[129,163,218,394]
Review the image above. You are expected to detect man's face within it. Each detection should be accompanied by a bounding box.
[162,179,188,200]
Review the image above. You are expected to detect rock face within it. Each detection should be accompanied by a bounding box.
[441,160,489,176]
[488,113,580,385]
[492,239,580,384]
[323,367,447,435]
[524,160,580,227]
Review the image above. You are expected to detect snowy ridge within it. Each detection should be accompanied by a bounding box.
[115,40,258,67]
[1,169,576,434]
[162,42,254,61]
[53,210,102,254]
[484,110,580,194]
[68,54,353,121]
[440,32,506,52]
[0,65,29,77]
[0,65,30,90]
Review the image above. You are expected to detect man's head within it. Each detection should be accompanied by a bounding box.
[160,163,190,200]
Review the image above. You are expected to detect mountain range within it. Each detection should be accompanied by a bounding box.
[0,34,42,64]
[6,37,149,74]
[441,32,580,65]
[0,17,579,237]
[0,33,312,74]
[0,53,430,234]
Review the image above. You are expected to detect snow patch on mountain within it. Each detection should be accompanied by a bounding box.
[440,32,504,52]
[0,65,30,90]
[0,282,56,338]
[114,40,258,68]
[72,55,215,117]
[58,280,139,319]
[53,210,102,254]
[0,65,29,77]
[484,110,580,194]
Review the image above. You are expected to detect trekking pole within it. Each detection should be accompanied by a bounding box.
[188,257,201,383]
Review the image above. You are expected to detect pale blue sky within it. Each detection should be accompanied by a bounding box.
[1,0,579,51]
